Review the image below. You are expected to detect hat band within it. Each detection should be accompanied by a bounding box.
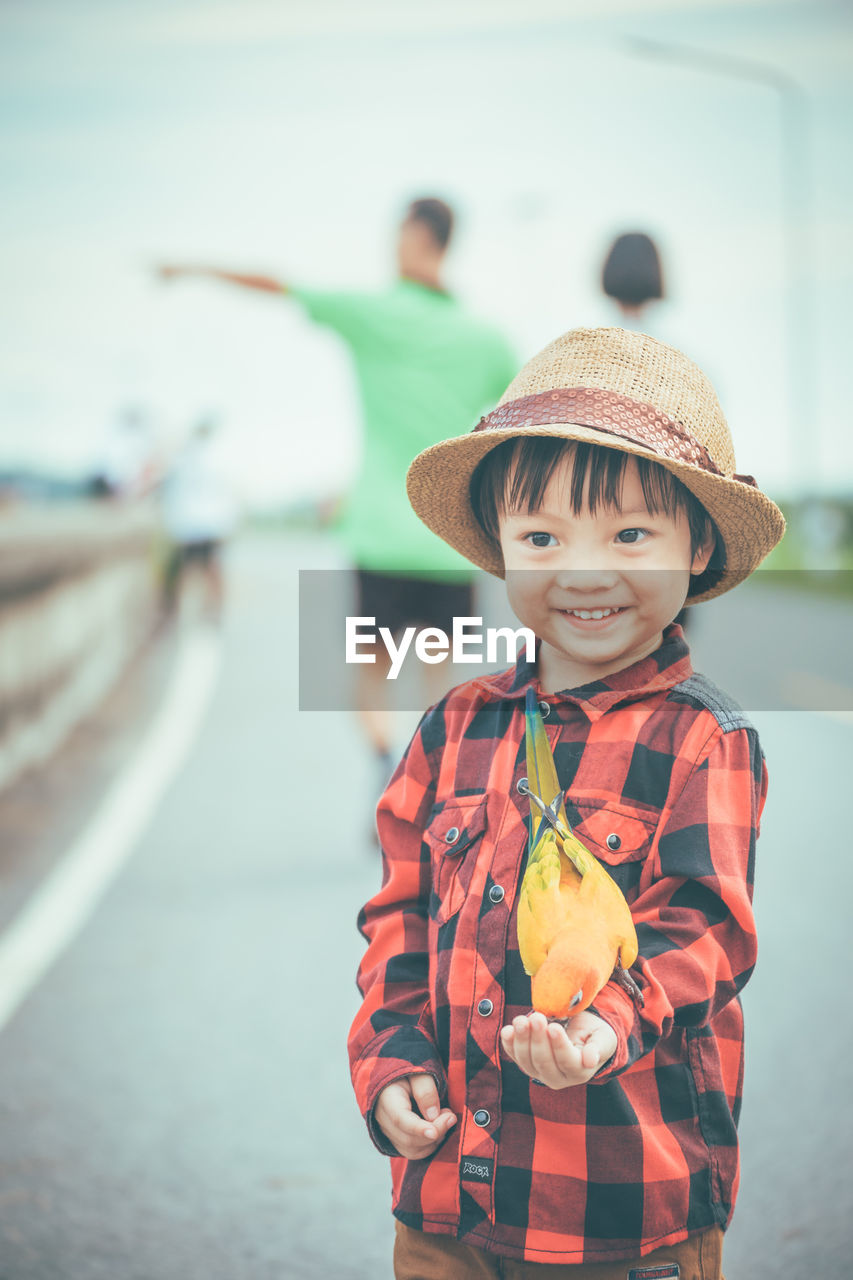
[475,387,735,479]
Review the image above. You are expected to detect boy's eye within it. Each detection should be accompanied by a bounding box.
[616,528,648,544]
[525,532,557,548]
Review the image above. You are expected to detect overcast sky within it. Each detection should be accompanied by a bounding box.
[0,0,850,504]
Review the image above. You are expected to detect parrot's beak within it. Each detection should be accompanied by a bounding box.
[569,990,583,1010]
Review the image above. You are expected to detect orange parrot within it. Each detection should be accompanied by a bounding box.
[516,688,644,1021]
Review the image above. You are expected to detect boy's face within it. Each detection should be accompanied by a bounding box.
[498,451,712,692]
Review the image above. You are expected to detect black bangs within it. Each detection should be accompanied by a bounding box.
[469,436,725,595]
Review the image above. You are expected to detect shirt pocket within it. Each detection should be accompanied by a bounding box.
[423,796,488,925]
[568,798,656,868]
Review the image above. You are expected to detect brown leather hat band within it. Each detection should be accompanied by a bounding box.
[475,386,737,480]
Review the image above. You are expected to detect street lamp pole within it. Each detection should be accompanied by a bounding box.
[625,38,815,496]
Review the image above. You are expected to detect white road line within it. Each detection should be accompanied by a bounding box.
[0,625,222,1035]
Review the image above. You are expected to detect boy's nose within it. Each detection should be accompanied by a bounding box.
[552,567,620,593]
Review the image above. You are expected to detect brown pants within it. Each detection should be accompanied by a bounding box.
[394,1220,724,1280]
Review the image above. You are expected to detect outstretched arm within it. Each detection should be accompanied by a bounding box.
[156,264,288,294]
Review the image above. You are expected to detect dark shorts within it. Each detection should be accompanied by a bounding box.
[356,569,474,638]
[176,539,221,567]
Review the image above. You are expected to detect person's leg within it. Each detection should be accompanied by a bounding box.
[353,571,476,749]
[162,543,185,615]
[353,570,409,760]
[200,541,224,621]
[393,1221,500,1280]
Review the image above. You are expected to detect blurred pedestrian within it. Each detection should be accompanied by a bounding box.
[90,405,156,500]
[157,198,516,797]
[161,416,236,623]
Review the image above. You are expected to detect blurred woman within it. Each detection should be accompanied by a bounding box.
[601,231,665,332]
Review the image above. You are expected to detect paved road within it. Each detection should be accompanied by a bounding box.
[0,532,850,1279]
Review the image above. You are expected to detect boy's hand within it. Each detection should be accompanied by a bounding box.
[374,1073,457,1160]
[500,1010,617,1089]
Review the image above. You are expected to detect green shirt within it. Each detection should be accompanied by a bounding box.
[290,279,516,577]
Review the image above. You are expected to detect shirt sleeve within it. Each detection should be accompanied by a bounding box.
[590,723,766,1082]
[347,704,447,1153]
[288,285,371,347]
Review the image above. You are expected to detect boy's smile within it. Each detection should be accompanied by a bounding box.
[498,453,712,692]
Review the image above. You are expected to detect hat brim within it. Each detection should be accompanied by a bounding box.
[406,422,786,604]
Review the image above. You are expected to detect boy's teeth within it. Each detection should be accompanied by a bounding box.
[568,607,618,620]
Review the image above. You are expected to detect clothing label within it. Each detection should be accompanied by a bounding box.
[459,1156,494,1184]
[627,1265,679,1280]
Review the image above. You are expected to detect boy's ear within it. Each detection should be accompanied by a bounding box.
[690,531,715,576]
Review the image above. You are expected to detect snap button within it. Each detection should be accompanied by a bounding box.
[445,826,460,844]
[606,833,621,851]
[488,885,505,904]
[473,1109,491,1127]
[539,700,551,718]
[477,999,494,1017]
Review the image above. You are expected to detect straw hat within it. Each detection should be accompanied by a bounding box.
[407,327,785,603]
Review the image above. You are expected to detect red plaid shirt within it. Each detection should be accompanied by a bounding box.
[348,626,767,1264]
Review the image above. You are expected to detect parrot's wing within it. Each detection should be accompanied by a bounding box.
[524,687,570,849]
[561,830,608,880]
[518,831,564,976]
[578,858,639,969]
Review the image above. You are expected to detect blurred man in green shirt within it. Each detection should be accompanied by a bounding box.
[159,199,516,791]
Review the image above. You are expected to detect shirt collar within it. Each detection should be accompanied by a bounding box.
[474,624,693,721]
[397,276,451,298]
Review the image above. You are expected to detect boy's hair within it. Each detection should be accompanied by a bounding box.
[469,437,724,599]
[406,197,454,250]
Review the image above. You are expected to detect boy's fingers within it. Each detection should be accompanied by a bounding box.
[397,1107,456,1147]
[409,1072,442,1122]
[510,1015,539,1077]
[566,1020,616,1070]
[375,1081,410,1121]
[395,1108,437,1141]
[548,1022,585,1072]
[527,1016,566,1079]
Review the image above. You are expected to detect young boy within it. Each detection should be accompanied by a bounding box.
[347,327,785,1278]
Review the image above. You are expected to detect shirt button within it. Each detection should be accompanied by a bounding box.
[473,1109,491,1127]
[488,885,505,904]
[606,833,621,851]
[477,999,494,1017]
[539,700,551,718]
[445,826,460,844]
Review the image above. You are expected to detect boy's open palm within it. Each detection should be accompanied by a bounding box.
[374,1073,457,1160]
[501,1010,617,1088]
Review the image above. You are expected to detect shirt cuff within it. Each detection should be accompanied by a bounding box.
[587,982,639,1082]
[352,1026,447,1155]
[365,1066,448,1156]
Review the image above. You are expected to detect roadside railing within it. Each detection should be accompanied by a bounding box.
[0,501,162,793]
